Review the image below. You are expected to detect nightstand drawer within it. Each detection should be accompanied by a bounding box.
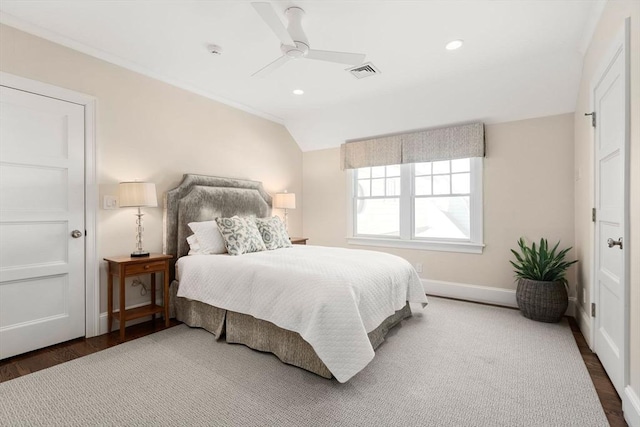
[124,260,166,275]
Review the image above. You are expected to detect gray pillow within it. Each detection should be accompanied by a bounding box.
[215,216,267,256]
[255,216,292,250]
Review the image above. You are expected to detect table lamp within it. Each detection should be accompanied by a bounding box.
[119,181,158,257]
[273,191,296,232]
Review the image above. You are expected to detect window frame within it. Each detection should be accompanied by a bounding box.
[346,158,484,254]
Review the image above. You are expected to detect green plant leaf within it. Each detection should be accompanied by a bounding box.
[509,237,578,282]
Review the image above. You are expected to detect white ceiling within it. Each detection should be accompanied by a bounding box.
[0,1,604,151]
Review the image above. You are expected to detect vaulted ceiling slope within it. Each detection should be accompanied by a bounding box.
[0,1,604,152]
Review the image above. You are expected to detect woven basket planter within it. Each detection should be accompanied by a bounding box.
[515,278,568,323]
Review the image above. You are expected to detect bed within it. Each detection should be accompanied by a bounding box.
[164,174,428,382]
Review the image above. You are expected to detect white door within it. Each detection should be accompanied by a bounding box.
[0,86,86,359]
[593,31,628,397]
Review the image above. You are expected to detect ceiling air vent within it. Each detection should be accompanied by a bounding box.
[347,62,380,79]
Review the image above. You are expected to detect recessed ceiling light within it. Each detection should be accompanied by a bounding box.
[445,39,464,50]
[292,89,304,95]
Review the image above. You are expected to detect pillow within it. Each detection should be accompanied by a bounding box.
[187,220,227,254]
[215,216,267,256]
[255,216,292,250]
[186,234,203,255]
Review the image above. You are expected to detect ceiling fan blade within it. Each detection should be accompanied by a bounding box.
[252,55,291,78]
[305,49,366,65]
[252,2,295,46]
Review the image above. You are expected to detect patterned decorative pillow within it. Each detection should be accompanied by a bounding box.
[254,216,292,250]
[215,216,267,256]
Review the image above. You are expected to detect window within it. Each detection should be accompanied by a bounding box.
[355,165,401,236]
[349,158,483,253]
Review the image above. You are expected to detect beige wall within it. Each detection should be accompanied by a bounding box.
[0,24,303,314]
[303,113,576,291]
[573,0,640,408]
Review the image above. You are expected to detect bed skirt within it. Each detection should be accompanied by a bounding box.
[170,280,412,379]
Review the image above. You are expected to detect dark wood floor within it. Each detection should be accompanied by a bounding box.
[0,318,180,383]
[568,317,627,427]
[0,316,627,426]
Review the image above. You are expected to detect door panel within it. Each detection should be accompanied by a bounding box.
[0,222,69,268]
[0,275,69,327]
[0,86,85,359]
[0,164,69,211]
[599,153,621,210]
[0,102,69,159]
[598,74,624,152]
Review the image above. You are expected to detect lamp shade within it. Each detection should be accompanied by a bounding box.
[273,192,296,209]
[119,182,158,208]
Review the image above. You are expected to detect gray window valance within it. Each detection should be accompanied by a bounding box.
[340,122,484,170]
[340,136,402,170]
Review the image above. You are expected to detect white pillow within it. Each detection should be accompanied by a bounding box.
[187,220,228,254]
[186,234,203,255]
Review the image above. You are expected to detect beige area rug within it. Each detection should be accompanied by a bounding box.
[0,297,608,426]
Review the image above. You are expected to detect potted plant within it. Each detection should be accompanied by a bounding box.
[510,237,578,323]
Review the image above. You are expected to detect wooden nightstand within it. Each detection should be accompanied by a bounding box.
[104,253,173,340]
[290,237,309,245]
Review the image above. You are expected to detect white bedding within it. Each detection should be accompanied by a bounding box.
[176,245,428,382]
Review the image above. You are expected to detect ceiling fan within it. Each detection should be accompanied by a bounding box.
[251,2,366,77]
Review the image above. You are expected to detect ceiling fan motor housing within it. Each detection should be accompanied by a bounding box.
[282,41,309,58]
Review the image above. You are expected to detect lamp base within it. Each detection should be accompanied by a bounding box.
[130,251,150,258]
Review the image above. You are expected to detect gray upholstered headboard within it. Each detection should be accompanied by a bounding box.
[163,174,272,280]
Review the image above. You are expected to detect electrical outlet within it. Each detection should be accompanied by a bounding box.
[415,262,423,273]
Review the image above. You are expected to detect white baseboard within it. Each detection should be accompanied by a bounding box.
[421,279,576,317]
[624,386,640,427]
[576,302,593,348]
[98,298,163,335]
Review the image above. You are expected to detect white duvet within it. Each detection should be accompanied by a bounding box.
[176,245,428,382]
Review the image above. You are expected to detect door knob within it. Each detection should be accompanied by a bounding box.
[607,237,623,249]
[71,230,83,238]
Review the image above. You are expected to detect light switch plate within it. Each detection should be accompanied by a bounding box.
[103,195,118,210]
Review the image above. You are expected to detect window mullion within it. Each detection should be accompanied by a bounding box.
[399,164,412,240]
[347,170,355,238]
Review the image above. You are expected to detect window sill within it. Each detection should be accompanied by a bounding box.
[346,237,485,254]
